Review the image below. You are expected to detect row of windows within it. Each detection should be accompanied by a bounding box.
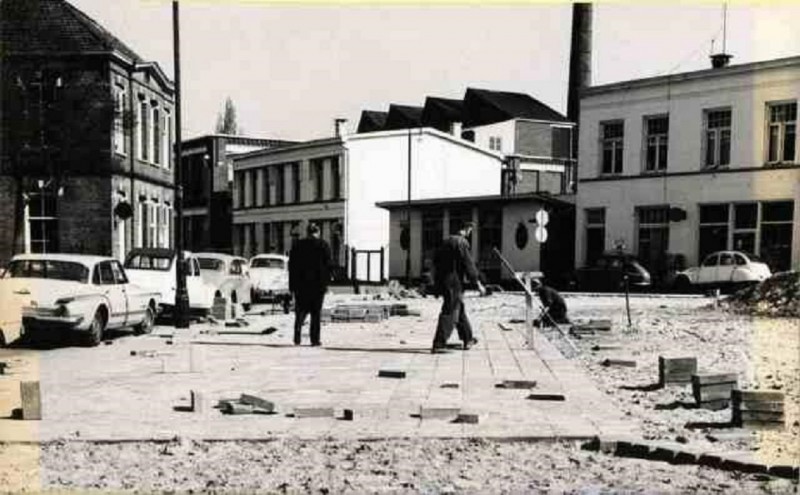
[113,86,173,169]
[584,200,794,272]
[234,219,343,259]
[234,157,341,209]
[599,101,797,175]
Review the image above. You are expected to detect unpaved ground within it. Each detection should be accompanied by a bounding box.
[0,293,798,494]
[2,438,797,494]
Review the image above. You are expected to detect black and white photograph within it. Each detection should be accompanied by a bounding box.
[0,0,798,492]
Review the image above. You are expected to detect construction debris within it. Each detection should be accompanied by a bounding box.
[732,390,785,429]
[378,370,406,379]
[20,381,42,420]
[691,373,738,410]
[527,393,566,401]
[496,380,537,389]
[723,271,800,317]
[293,407,334,418]
[601,359,637,368]
[453,413,480,424]
[658,356,697,386]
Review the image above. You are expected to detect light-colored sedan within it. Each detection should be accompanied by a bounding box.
[195,253,253,311]
[0,254,160,347]
[674,250,772,292]
[124,248,216,314]
[249,254,291,311]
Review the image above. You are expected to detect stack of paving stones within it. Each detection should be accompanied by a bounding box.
[582,437,799,480]
[691,373,738,410]
[322,303,419,323]
[217,394,275,415]
[658,356,697,387]
[569,318,613,338]
[732,390,785,429]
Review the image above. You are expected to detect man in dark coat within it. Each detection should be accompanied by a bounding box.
[431,221,486,353]
[532,279,570,326]
[289,223,333,346]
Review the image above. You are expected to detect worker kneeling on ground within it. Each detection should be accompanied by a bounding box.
[532,279,570,327]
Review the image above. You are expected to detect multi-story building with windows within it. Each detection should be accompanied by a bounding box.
[576,55,800,282]
[231,128,505,280]
[180,134,294,254]
[0,0,175,264]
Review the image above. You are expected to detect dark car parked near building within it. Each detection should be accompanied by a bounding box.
[572,252,651,292]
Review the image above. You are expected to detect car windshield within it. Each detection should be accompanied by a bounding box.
[5,260,90,283]
[198,258,224,271]
[124,253,172,271]
[741,252,762,262]
[251,258,284,269]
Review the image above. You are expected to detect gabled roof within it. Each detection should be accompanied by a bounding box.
[421,97,464,133]
[1,0,143,64]
[356,110,388,133]
[383,104,424,131]
[463,88,568,127]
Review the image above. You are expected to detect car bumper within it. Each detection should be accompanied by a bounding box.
[22,314,85,331]
[255,288,290,300]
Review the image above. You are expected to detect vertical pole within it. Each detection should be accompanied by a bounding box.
[524,273,534,349]
[379,246,385,283]
[405,128,412,288]
[366,251,371,282]
[173,0,190,328]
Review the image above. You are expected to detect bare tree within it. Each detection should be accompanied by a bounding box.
[215,97,239,135]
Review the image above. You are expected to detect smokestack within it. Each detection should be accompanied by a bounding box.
[567,3,592,125]
[566,3,592,193]
[334,118,348,138]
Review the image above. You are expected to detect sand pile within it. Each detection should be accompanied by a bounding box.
[724,271,800,317]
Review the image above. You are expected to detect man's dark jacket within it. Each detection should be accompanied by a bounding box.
[433,234,479,294]
[289,237,333,296]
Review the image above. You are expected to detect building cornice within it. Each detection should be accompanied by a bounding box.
[579,164,800,183]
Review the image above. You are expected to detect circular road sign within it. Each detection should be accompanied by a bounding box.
[534,225,548,243]
[535,209,549,227]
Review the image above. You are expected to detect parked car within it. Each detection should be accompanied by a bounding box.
[249,254,291,312]
[673,251,771,293]
[0,254,160,347]
[124,248,216,315]
[572,252,652,292]
[195,253,253,311]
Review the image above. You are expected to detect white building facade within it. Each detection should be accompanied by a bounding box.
[231,128,504,280]
[576,56,800,283]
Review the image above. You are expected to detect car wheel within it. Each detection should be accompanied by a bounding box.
[674,276,692,294]
[282,296,291,314]
[133,304,155,335]
[250,288,257,304]
[83,309,106,347]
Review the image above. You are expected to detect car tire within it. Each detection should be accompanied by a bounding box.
[250,288,258,304]
[282,296,291,314]
[83,309,106,347]
[133,304,155,335]
[674,276,693,294]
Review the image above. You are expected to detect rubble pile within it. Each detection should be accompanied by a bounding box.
[723,271,800,317]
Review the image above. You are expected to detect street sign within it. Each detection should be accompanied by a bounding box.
[534,225,548,243]
[535,209,549,227]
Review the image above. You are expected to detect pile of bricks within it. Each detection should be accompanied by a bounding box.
[724,271,800,317]
[322,303,419,323]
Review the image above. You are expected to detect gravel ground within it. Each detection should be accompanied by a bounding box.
[1,293,798,494]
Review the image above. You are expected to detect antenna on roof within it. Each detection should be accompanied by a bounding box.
[710,3,732,69]
[722,3,728,54]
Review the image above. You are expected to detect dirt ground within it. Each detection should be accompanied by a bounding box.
[0,292,798,494]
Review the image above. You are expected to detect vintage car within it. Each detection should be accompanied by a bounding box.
[0,254,160,347]
[673,250,771,293]
[124,248,217,314]
[572,252,652,292]
[195,253,253,311]
[249,254,291,311]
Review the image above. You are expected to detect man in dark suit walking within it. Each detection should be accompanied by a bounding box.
[289,223,333,346]
[431,221,486,353]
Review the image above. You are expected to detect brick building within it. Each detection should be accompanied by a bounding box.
[0,0,175,265]
[180,134,294,254]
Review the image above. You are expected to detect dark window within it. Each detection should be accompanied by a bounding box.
[644,116,669,172]
[331,156,341,200]
[702,254,719,267]
[276,166,285,205]
[734,204,757,229]
[600,121,623,174]
[551,127,571,159]
[292,163,301,203]
[263,223,271,252]
[699,204,729,224]
[762,201,794,222]
[767,102,797,163]
[312,159,324,201]
[111,261,128,284]
[637,206,670,274]
[96,262,115,285]
[153,107,161,165]
[704,109,731,168]
[421,209,444,269]
[237,172,246,209]
[585,208,606,265]
[28,190,59,254]
[478,208,503,281]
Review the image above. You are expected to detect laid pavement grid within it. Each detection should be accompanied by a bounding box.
[0,295,638,443]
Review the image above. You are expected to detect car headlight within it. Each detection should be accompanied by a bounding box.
[54,304,69,317]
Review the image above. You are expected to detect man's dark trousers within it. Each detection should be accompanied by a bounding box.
[294,292,325,345]
[432,285,473,348]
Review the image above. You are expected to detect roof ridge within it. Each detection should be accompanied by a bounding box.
[60,0,142,62]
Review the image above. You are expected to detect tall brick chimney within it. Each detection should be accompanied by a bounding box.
[566,3,592,192]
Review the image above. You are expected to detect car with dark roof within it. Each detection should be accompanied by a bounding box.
[572,252,651,292]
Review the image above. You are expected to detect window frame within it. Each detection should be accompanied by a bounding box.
[600,120,624,175]
[642,115,669,173]
[703,108,732,168]
[765,101,797,164]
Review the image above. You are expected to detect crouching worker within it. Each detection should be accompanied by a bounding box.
[531,279,570,327]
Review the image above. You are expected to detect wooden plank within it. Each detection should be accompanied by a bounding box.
[190,390,205,413]
[20,381,42,420]
[454,413,479,424]
[737,401,785,412]
[692,373,738,385]
[294,407,334,418]
[378,370,406,379]
[527,393,566,401]
[732,390,784,402]
[601,359,637,367]
[697,399,730,411]
[419,407,460,420]
[496,380,537,389]
[738,411,785,423]
[693,382,738,403]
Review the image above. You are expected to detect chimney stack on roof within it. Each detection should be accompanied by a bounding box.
[710,53,733,69]
[334,118,348,138]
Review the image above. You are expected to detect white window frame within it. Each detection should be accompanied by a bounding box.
[148,199,158,248]
[138,97,149,162]
[600,120,624,175]
[643,115,669,172]
[766,101,797,164]
[703,108,731,169]
[163,109,172,169]
[113,84,126,156]
[152,103,161,166]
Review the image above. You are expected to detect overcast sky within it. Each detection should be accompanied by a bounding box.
[69,1,800,142]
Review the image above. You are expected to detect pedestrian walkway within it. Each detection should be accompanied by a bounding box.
[0,296,637,442]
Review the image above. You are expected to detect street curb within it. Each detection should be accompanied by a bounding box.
[581,437,799,481]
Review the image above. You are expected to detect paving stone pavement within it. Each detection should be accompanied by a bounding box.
[0,295,638,442]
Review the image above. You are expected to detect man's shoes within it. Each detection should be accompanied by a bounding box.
[431,347,449,354]
[463,338,479,350]
[311,342,322,347]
